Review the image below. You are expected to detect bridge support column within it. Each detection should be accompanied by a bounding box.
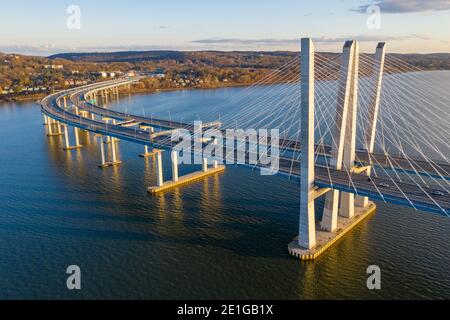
[56,121,62,134]
[46,118,63,137]
[43,114,48,125]
[213,138,218,169]
[298,38,316,249]
[111,138,117,163]
[156,152,164,187]
[47,118,53,135]
[63,125,83,150]
[63,125,70,148]
[99,136,106,166]
[202,158,208,172]
[98,135,121,168]
[171,151,179,182]
[74,127,80,146]
[321,190,339,232]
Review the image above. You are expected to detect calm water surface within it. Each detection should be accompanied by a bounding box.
[0,73,449,299]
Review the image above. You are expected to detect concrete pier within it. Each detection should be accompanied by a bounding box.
[98,135,121,168]
[148,147,226,194]
[148,165,225,194]
[63,125,83,150]
[46,118,63,136]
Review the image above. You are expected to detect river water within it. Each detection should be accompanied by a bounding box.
[0,72,449,299]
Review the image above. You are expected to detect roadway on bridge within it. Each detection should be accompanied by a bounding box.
[40,78,450,216]
[71,83,450,183]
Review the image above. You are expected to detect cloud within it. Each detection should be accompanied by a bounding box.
[314,34,432,43]
[353,0,450,14]
[192,38,298,46]
[192,35,428,46]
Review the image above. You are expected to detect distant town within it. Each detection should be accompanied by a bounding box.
[1,50,450,101]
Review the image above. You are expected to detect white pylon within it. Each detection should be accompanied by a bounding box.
[213,138,218,169]
[356,42,386,208]
[74,127,80,146]
[156,152,164,187]
[111,136,117,163]
[202,158,208,172]
[298,38,316,249]
[64,125,70,148]
[171,150,179,182]
[99,136,106,166]
[321,40,358,231]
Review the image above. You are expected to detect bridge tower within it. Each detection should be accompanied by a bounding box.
[289,38,377,260]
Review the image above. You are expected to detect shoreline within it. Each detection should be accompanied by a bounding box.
[119,82,254,96]
[0,93,46,103]
[0,82,254,104]
[4,67,449,104]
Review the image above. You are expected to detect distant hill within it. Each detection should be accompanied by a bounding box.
[49,50,450,70]
[390,53,450,70]
[49,51,186,63]
[48,50,300,68]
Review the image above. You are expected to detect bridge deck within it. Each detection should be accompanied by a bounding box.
[71,88,450,182]
[40,79,450,216]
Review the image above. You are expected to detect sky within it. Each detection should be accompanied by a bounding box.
[0,0,450,55]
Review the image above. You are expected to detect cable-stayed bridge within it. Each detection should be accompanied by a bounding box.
[40,38,450,260]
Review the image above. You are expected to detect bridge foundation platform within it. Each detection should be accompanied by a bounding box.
[64,145,83,151]
[288,201,376,261]
[98,161,122,168]
[47,132,64,137]
[147,165,225,194]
